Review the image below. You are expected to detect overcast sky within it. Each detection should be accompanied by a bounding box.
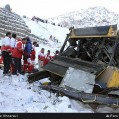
[0,0,119,19]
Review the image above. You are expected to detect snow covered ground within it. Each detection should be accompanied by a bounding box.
[0,70,94,112]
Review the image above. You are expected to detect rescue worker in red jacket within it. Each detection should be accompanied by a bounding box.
[1,32,12,75]
[12,38,27,75]
[44,50,52,65]
[38,48,45,71]
[30,42,36,72]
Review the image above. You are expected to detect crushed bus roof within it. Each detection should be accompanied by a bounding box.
[70,24,117,38]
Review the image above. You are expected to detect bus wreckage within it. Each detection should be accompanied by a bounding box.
[28,24,119,107]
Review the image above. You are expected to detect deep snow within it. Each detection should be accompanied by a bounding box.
[0,70,94,112]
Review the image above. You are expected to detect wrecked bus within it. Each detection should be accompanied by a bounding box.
[28,25,119,107]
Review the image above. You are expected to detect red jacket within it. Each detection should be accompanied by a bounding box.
[43,53,52,65]
[30,45,36,60]
[38,52,45,61]
[31,50,36,60]
[12,39,23,58]
[0,56,3,64]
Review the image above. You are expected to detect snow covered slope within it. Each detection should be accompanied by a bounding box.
[23,17,69,43]
[48,6,119,29]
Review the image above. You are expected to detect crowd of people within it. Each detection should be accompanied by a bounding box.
[0,32,59,76]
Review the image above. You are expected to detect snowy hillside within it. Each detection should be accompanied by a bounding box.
[23,17,69,43]
[48,6,119,28]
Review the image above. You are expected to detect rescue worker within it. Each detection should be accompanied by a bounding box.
[1,32,12,75]
[52,50,59,59]
[11,33,17,73]
[30,41,37,72]
[55,50,59,56]
[23,37,32,73]
[38,48,45,71]
[12,38,27,75]
[44,50,52,65]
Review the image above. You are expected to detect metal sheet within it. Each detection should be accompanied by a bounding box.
[108,90,119,96]
[43,62,67,77]
[60,67,96,93]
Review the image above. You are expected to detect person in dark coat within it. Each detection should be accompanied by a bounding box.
[23,37,32,73]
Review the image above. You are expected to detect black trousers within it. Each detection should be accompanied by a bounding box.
[2,51,11,74]
[12,57,21,75]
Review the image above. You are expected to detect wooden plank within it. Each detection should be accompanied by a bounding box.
[27,70,51,83]
[43,63,67,77]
